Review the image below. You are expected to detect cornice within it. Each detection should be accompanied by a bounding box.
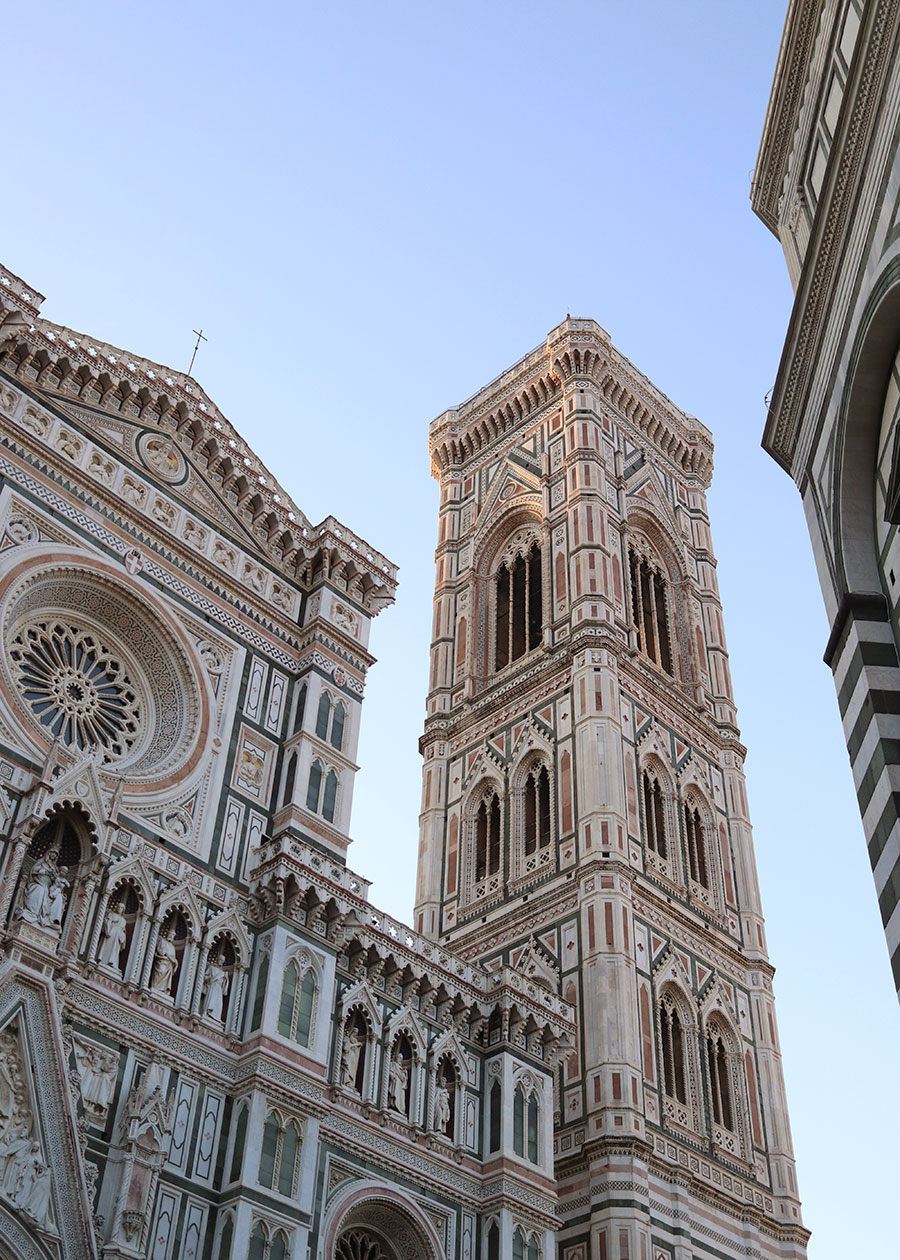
[751,0,823,233]
[0,262,397,616]
[763,0,900,470]
[429,319,713,486]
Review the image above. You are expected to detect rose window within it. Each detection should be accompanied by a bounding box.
[335,1233,391,1260]
[0,564,205,780]
[10,621,141,758]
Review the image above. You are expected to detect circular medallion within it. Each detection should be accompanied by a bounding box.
[136,431,188,485]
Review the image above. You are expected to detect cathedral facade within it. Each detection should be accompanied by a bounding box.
[753,0,900,1001]
[0,262,805,1260]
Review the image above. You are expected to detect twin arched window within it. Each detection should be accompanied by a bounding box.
[475,791,501,883]
[248,1222,289,1260]
[306,760,338,823]
[705,1023,734,1132]
[684,800,709,888]
[495,542,542,670]
[513,1230,540,1260]
[315,691,345,751]
[642,769,667,861]
[659,990,739,1142]
[278,959,316,1045]
[629,542,673,675]
[512,1083,539,1163]
[523,765,551,856]
[258,1112,301,1197]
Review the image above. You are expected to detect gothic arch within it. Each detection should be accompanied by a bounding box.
[625,511,692,682]
[638,750,678,883]
[678,779,722,912]
[654,979,701,1135]
[321,1179,443,1260]
[508,748,554,885]
[461,773,505,908]
[834,259,900,600]
[472,508,546,683]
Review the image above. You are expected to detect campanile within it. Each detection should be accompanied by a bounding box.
[415,320,808,1260]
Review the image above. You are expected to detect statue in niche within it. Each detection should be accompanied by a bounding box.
[72,1037,119,1122]
[201,952,228,1023]
[98,900,128,972]
[0,1127,33,1195]
[388,1048,409,1114]
[150,925,177,997]
[19,849,68,932]
[434,1083,451,1135]
[341,1022,362,1090]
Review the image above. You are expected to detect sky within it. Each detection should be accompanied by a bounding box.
[5,2,899,1255]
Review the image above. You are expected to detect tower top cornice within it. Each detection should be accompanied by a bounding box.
[0,262,397,616]
[429,317,714,485]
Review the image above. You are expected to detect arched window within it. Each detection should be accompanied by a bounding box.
[706,1024,734,1132]
[487,1222,501,1260]
[513,1084,539,1161]
[248,1223,266,1260]
[258,1111,301,1196]
[269,1233,288,1260]
[229,1106,248,1183]
[251,950,270,1031]
[489,1078,501,1152]
[629,543,673,674]
[323,770,338,823]
[306,760,322,811]
[217,1213,234,1260]
[660,992,687,1105]
[475,791,501,883]
[277,960,317,1046]
[330,702,345,751]
[642,769,667,861]
[523,764,551,856]
[293,684,307,734]
[513,1230,526,1260]
[315,692,331,740]
[495,541,542,670]
[684,800,708,888]
[281,752,297,806]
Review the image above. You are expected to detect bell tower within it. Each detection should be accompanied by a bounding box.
[415,320,808,1259]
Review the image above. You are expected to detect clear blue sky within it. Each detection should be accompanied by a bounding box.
[6,3,898,1254]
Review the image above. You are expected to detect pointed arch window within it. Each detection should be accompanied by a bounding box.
[660,994,687,1106]
[523,765,551,856]
[315,692,331,740]
[293,684,307,734]
[306,760,322,811]
[642,769,667,861]
[513,1083,540,1162]
[217,1214,234,1260]
[475,792,501,882]
[229,1106,248,1184]
[684,801,708,888]
[495,542,542,671]
[322,769,338,823]
[488,1078,502,1152]
[278,960,317,1046]
[330,702,345,751]
[258,1111,301,1196]
[706,1025,734,1132]
[629,543,673,675]
[281,752,297,806]
[487,1222,501,1260]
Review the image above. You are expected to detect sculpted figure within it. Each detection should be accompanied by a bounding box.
[388,1049,409,1114]
[202,952,228,1022]
[46,872,68,931]
[10,1141,40,1208]
[73,1038,119,1114]
[98,901,128,971]
[19,849,59,927]
[341,1023,362,1090]
[434,1083,452,1135]
[150,925,178,997]
[0,1127,32,1197]
[20,1155,52,1227]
